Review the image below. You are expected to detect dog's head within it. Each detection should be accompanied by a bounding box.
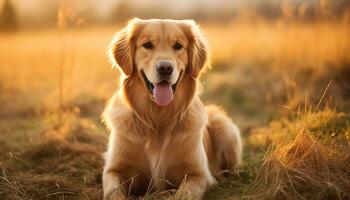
[109,18,209,108]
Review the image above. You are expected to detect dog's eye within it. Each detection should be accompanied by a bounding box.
[173,42,182,51]
[142,42,154,50]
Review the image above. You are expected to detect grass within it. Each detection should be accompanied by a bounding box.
[0,111,107,199]
[245,109,350,199]
[0,21,350,199]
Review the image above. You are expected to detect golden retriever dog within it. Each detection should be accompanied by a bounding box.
[102,18,242,200]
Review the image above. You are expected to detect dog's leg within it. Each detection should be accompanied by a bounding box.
[103,135,150,200]
[205,105,242,177]
[166,135,216,199]
[103,170,126,200]
[103,164,150,200]
[174,174,210,200]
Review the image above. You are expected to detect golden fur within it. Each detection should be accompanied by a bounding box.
[102,18,242,200]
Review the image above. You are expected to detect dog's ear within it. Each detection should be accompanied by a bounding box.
[181,20,210,78]
[108,18,143,76]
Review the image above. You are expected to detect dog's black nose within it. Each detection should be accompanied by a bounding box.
[156,61,173,77]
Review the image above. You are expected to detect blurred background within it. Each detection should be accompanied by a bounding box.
[0,0,350,199]
[1,0,349,125]
[1,0,350,27]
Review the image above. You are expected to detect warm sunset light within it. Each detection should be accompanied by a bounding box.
[0,0,349,199]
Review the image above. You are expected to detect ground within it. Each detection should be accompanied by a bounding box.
[0,22,349,199]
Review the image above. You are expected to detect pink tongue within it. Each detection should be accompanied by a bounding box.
[153,83,173,106]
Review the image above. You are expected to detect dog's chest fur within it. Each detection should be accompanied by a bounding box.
[105,95,208,191]
[142,128,178,191]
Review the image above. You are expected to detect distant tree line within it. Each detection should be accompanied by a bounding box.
[110,0,350,23]
[1,0,349,30]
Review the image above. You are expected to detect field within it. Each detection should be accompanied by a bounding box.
[0,21,350,199]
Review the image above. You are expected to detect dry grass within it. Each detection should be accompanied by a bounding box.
[204,22,350,66]
[0,110,107,199]
[246,109,350,199]
[0,21,349,199]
